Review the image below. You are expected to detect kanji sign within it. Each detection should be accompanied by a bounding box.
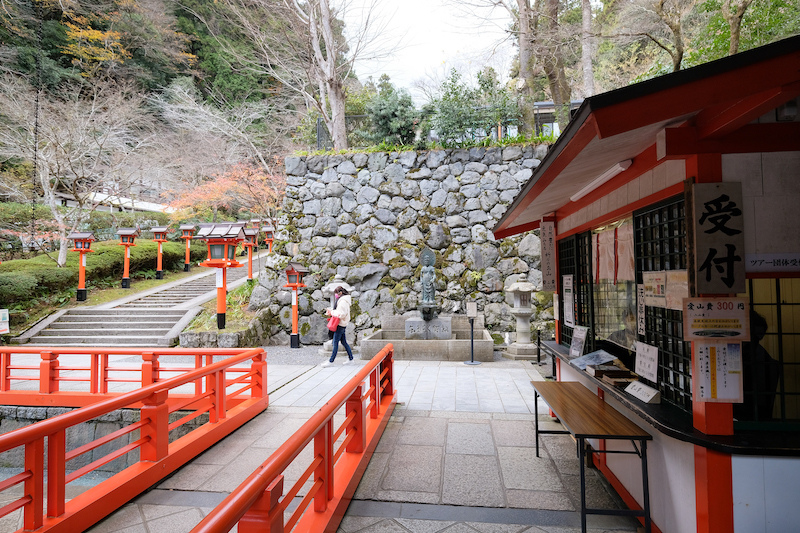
[541,221,556,291]
[691,183,745,294]
[683,297,749,341]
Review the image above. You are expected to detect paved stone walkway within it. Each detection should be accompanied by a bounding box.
[77,356,639,533]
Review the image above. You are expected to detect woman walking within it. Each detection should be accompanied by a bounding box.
[321,286,354,366]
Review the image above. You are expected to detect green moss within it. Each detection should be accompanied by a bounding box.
[300,322,310,335]
[492,333,505,345]
[350,300,361,318]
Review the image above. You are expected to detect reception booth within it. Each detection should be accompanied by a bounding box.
[494,36,800,533]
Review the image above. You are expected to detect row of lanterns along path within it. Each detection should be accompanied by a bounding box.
[65,222,284,331]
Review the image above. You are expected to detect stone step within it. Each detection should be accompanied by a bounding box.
[27,335,166,345]
[37,328,172,336]
[65,309,186,317]
[49,322,177,329]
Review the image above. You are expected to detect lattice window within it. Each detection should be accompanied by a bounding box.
[738,278,800,430]
[558,232,594,351]
[634,196,692,412]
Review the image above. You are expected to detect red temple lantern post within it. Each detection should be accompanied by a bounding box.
[68,231,95,301]
[242,228,259,281]
[263,223,275,254]
[179,225,196,272]
[196,223,245,329]
[116,227,140,289]
[284,261,309,348]
[151,226,169,280]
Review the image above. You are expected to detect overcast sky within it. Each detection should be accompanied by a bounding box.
[346,0,515,103]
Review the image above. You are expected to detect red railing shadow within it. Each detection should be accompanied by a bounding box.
[0,347,268,533]
[193,343,396,533]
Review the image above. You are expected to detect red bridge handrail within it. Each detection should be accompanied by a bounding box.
[0,346,268,533]
[193,343,395,533]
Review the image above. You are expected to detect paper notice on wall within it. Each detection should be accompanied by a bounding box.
[666,270,689,310]
[643,271,666,307]
[563,275,574,328]
[634,341,659,383]
[637,284,646,335]
[693,341,743,403]
[541,221,556,291]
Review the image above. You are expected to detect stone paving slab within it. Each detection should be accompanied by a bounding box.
[2,354,640,533]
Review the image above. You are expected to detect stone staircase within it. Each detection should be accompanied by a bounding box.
[23,308,191,347]
[15,258,263,347]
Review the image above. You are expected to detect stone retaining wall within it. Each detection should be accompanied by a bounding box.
[246,145,555,346]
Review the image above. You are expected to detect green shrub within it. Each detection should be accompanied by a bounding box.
[0,271,39,303]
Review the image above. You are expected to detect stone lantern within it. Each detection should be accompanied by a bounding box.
[502,281,539,360]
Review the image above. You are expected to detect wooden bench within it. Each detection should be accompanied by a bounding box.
[532,380,652,533]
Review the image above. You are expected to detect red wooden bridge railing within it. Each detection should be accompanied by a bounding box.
[192,343,396,533]
[0,346,267,533]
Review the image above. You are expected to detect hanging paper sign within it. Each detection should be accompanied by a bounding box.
[690,182,746,294]
[637,284,646,335]
[563,275,574,328]
[665,270,689,311]
[643,271,666,307]
[634,341,659,383]
[693,341,743,402]
[683,297,749,341]
[541,221,556,291]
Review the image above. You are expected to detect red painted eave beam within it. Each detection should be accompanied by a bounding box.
[592,52,800,139]
[693,81,800,139]
[658,123,800,159]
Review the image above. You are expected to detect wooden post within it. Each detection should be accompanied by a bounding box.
[140,390,169,462]
[239,475,285,533]
[346,385,365,453]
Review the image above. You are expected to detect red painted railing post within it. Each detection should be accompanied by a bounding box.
[39,351,58,394]
[369,369,379,419]
[47,430,66,518]
[251,351,267,399]
[24,438,44,531]
[239,475,284,533]
[314,419,334,511]
[142,352,159,386]
[0,350,10,391]
[208,369,227,423]
[346,384,365,453]
[99,353,109,394]
[140,390,169,462]
[382,349,394,397]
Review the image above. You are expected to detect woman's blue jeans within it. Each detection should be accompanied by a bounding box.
[330,325,354,362]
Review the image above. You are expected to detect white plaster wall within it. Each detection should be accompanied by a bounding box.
[722,151,800,255]
[733,455,800,532]
[559,159,686,235]
[558,364,697,533]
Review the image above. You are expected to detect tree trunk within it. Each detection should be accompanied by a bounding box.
[543,0,571,128]
[517,0,536,136]
[722,0,754,55]
[581,0,594,97]
[327,79,348,149]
